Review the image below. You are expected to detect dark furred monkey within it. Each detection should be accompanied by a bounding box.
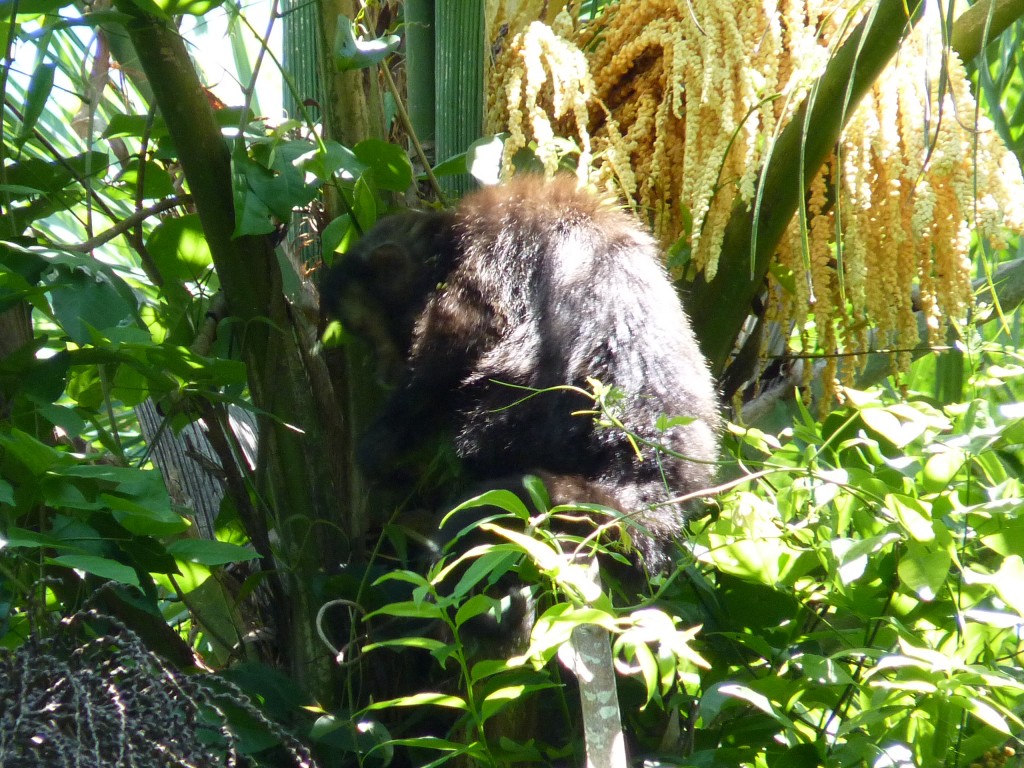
[321,176,721,572]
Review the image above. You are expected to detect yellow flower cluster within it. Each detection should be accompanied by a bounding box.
[570,0,785,278]
[483,0,1024,390]
[486,14,594,183]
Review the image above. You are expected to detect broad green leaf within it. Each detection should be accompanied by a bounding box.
[111,362,148,407]
[101,492,188,536]
[368,599,444,621]
[322,213,357,258]
[831,533,900,585]
[454,592,501,628]
[0,427,65,474]
[886,494,934,542]
[146,214,215,284]
[1,0,69,15]
[245,140,319,218]
[17,62,56,147]
[231,147,276,237]
[353,139,414,192]
[700,681,770,724]
[352,174,376,232]
[333,16,400,71]
[41,475,102,511]
[116,0,169,18]
[118,158,175,199]
[794,654,857,686]
[957,694,1012,734]
[432,151,468,178]
[621,640,659,702]
[167,539,260,566]
[374,568,432,589]
[48,268,139,345]
[294,140,364,183]
[993,555,1024,616]
[480,685,526,720]
[897,541,951,601]
[2,527,57,548]
[922,449,965,491]
[442,547,519,599]
[980,514,1024,557]
[859,402,935,448]
[49,554,140,586]
[5,153,108,197]
[444,488,532,522]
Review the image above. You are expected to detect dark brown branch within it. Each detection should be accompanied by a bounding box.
[65,195,190,254]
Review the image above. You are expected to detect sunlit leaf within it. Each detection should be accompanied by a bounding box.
[353,139,414,192]
[146,214,215,284]
[363,692,468,711]
[16,62,55,147]
[897,541,951,602]
[333,16,400,72]
[993,555,1024,616]
[166,539,260,566]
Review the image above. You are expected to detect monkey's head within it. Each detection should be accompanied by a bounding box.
[320,209,456,385]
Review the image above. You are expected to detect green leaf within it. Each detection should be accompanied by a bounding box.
[352,174,377,232]
[49,554,140,586]
[243,140,320,219]
[294,140,364,183]
[48,268,139,345]
[921,449,964,491]
[119,158,175,199]
[363,692,468,711]
[166,539,260,566]
[886,494,934,542]
[333,16,400,72]
[897,541,951,602]
[2,526,57,548]
[625,641,659,703]
[152,0,225,14]
[231,146,276,237]
[5,153,108,197]
[117,0,170,18]
[794,654,857,686]
[993,555,1024,616]
[100,491,188,536]
[0,0,69,15]
[0,427,65,474]
[322,214,357,258]
[454,593,501,628]
[368,600,444,621]
[17,62,56,147]
[364,636,448,654]
[431,151,467,178]
[103,113,170,140]
[958,694,1012,734]
[353,139,413,192]
[444,488,532,522]
[704,681,796,729]
[146,214,215,284]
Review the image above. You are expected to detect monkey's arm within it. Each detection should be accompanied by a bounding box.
[357,282,499,480]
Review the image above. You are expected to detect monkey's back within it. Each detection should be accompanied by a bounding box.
[420,178,720,557]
